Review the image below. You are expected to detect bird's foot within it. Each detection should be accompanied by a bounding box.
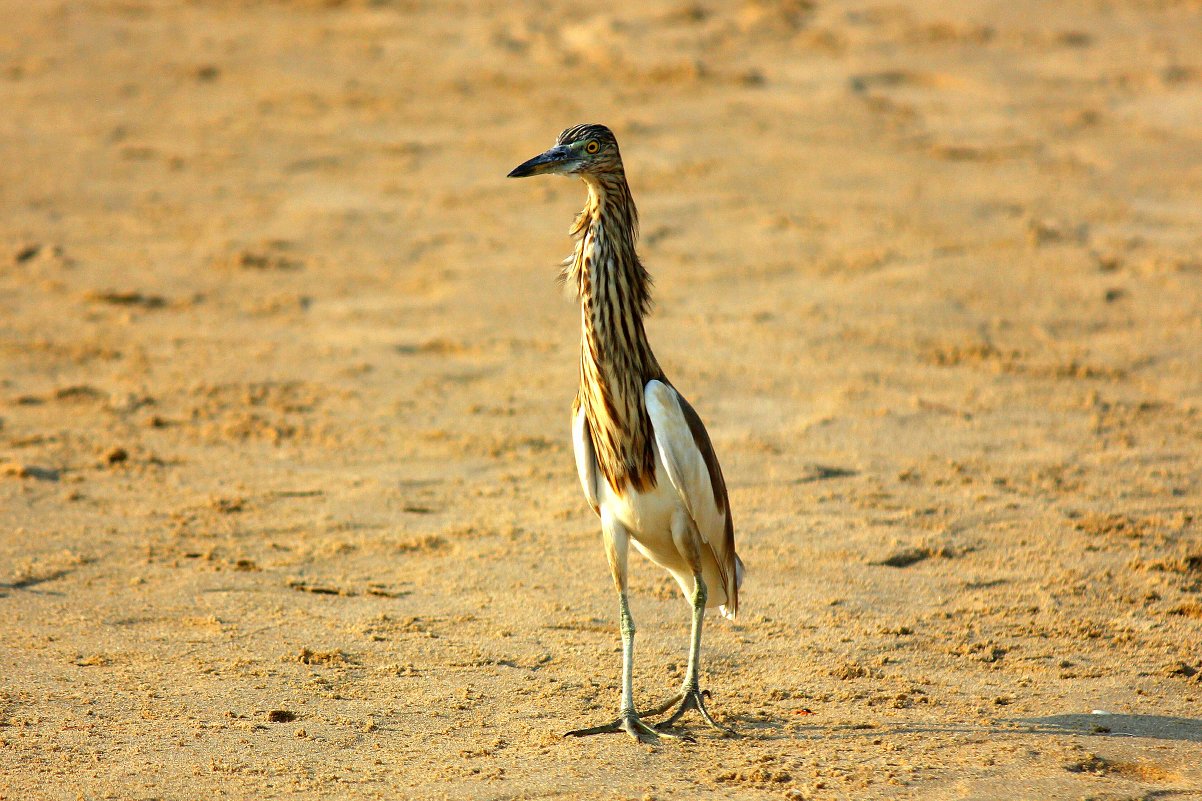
[565,710,690,745]
[647,686,737,737]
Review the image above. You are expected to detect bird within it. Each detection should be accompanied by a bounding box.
[508,124,744,744]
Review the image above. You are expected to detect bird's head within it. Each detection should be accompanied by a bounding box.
[507,124,623,179]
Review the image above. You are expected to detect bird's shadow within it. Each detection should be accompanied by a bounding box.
[725,712,1202,744]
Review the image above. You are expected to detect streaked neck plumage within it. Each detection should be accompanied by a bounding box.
[567,170,664,494]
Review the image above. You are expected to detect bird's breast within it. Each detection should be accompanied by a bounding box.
[598,450,677,554]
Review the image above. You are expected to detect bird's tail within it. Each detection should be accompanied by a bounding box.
[719,554,745,620]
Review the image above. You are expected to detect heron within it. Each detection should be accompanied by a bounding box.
[508,124,744,743]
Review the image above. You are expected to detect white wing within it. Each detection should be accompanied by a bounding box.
[645,379,740,616]
[572,402,600,517]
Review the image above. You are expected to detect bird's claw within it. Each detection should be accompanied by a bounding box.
[565,711,690,745]
[648,686,737,737]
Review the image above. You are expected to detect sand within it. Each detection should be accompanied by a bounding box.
[2,0,1201,798]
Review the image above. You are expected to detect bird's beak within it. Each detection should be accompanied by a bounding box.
[507,145,577,178]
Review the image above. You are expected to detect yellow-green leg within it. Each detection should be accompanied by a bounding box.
[647,574,735,736]
[565,513,683,744]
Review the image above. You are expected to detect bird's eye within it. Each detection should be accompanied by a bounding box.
[585,140,600,154]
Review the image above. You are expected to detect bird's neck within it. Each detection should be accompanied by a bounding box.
[571,173,662,493]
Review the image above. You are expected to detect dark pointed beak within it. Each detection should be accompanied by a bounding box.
[507,145,576,178]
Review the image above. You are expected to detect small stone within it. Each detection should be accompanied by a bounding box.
[14,243,41,263]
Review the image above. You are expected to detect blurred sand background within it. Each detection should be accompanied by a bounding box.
[2,0,1202,798]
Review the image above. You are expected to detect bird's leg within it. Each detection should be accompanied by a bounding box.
[565,515,682,744]
[645,514,735,736]
[565,589,671,743]
[651,573,734,736]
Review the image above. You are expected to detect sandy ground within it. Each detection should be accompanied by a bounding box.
[2,0,1202,798]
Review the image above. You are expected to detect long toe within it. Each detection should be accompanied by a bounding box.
[654,688,737,737]
[564,719,626,739]
[619,714,662,744]
[566,712,689,745]
[639,692,685,719]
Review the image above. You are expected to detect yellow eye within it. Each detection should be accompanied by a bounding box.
[585,140,600,154]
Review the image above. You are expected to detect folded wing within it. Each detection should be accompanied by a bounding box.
[644,379,741,617]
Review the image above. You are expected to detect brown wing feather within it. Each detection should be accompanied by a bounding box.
[672,390,740,616]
